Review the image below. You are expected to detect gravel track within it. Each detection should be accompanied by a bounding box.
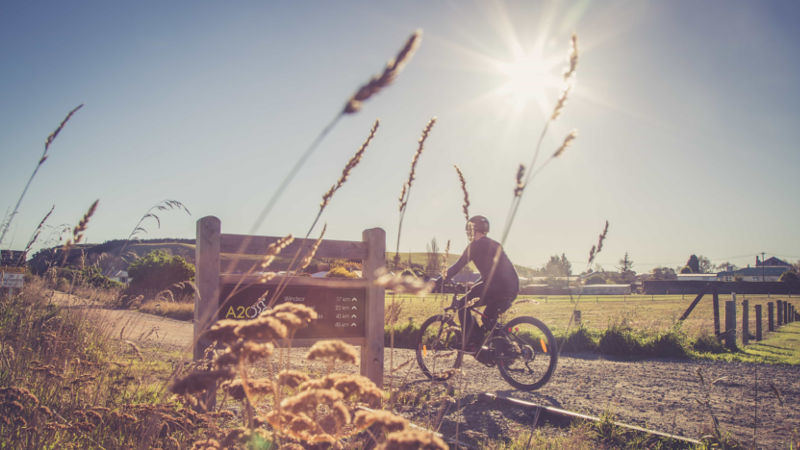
[57,294,799,448]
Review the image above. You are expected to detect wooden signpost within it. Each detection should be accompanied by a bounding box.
[194,216,386,388]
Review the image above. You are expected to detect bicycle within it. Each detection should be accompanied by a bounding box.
[415,292,558,391]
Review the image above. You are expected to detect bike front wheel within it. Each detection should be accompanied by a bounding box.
[495,316,558,391]
[416,314,463,381]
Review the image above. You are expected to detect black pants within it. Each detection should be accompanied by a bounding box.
[457,281,515,345]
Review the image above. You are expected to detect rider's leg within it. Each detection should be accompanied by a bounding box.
[481,295,515,336]
[457,282,484,347]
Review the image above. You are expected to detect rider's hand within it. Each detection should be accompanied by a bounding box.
[432,277,445,293]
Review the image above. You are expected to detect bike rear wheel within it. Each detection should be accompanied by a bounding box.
[495,316,558,391]
[416,314,463,380]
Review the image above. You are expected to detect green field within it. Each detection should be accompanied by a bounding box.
[386,292,800,345]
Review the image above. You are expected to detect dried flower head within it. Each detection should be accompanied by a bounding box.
[453,165,470,222]
[170,369,234,395]
[587,220,609,266]
[354,409,408,433]
[260,235,294,269]
[398,118,437,214]
[280,388,344,415]
[381,429,448,450]
[235,316,288,342]
[62,199,99,263]
[553,130,578,158]
[320,120,380,211]
[344,31,423,114]
[241,341,274,362]
[514,164,525,197]
[375,268,434,295]
[203,320,240,344]
[296,224,326,273]
[278,370,311,389]
[306,340,359,365]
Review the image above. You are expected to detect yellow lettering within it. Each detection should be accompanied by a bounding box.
[236,306,246,319]
[225,306,237,318]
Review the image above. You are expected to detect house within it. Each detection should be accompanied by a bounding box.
[111,270,130,284]
[717,266,790,282]
[578,284,631,295]
[676,273,718,282]
[757,256,792,268]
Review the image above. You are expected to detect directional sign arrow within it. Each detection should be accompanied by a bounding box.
[351,306,358,310]
[351,323,357,327]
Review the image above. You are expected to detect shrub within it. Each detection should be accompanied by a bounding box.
[385,318,419,348]
[598,325,644,356]
[325,266,359,279]
[649,330,689,358]
[779,271,799,283]
[125,250,194,299]
[584,274,606,285]
[558,326,599,353]
[692,332,727,354]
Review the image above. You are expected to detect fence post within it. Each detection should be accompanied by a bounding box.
[712,289,720,336]
[755,304,762,340]
[362,228,385,389]
[768,302,775,331]
[194,215,221,409]
[777,300,783,326]
[741,299,749,346]
[724,300,736,350]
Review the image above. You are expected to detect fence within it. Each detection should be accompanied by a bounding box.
[194,216,386,389]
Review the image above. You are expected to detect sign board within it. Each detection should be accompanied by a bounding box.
[219,278,367,339]
[0,250,25,267]
[0,272,24,288]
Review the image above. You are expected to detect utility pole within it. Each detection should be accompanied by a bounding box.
[761,251,766,282]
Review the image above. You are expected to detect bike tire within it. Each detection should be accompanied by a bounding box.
[415,314,463,381]
[495,316,558,391]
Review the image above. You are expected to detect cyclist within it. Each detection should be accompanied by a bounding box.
[434,215,519,356]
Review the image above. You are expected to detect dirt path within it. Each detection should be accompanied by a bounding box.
[55,294,799,448]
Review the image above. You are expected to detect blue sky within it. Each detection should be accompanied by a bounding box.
[1,1,799,273]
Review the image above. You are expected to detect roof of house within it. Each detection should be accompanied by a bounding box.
[758,257,791,267]
[722,266,791,277]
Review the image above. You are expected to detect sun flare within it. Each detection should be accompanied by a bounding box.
[495,51,563,112]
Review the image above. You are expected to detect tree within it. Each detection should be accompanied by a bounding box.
[685,255,700,274]
[697,255,713,274]
[585,273,606,285]
[779,271,799,283]
[543,254,571,277]
[652,267,677,280]
[126,250,195,298]
[716,262,737,273]
[617,252,634,273]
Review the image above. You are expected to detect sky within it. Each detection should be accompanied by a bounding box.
[1,1,799,273]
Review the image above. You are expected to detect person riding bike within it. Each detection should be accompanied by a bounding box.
[434,215,520,353]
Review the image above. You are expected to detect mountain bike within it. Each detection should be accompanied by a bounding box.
[415,293,558,391]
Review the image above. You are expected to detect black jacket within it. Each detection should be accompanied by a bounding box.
[445,236,519,297]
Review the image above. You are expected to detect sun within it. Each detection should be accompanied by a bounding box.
[494,50,563,113]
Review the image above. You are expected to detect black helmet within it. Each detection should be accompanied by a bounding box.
[468,215,490,234]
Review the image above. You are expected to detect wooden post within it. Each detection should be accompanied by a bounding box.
[712,289,720,336]
[777,300,783,326]
[724,300,736,350]
[573,310,582,326]
[755,304,762,341]
[194,216,221,409]
[768,302,775,331]
[785,302,790,324]
[362,228,385,389]
[741,299,749,346]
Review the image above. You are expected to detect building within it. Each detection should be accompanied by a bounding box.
[717,266,791,282]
